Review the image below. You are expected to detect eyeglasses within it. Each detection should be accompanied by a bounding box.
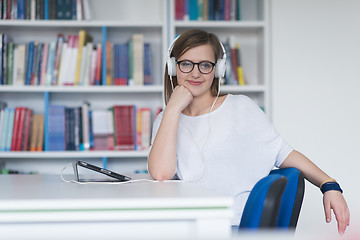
[176,60,216,74]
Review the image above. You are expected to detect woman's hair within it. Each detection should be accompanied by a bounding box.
[164,29,224,105]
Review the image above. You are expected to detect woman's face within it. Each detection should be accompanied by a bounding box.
[176,44,216,97]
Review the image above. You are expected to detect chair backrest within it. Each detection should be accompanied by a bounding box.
[239,174,288,229]
[270,168,305,229]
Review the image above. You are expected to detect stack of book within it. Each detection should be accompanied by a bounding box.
[0,101,153,152]
[0,0,91,20]
[223,37,246,85]
[0,103,44,152]
[175,0,242,21]
[0,31,153,86]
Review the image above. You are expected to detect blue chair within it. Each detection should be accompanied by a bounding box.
[239,174,288,229]
[270,168,305,229]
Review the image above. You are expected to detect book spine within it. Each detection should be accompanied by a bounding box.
[6,108,15,151]
[22,109,32,151]
[52,34,64,86]
[11,107,21,151]
[101,26,107,85]
[16,107,26,151]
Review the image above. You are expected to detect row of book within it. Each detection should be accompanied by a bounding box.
[0,31,152,86]
[0,0,91,20]
[0,102,153,152]
[175,0,242,21]
[223,37,245,85]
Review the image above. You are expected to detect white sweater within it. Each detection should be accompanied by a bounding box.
[149,94,293,226]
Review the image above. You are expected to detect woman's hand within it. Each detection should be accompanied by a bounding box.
[323,191,350,235]
[167,85,193,113]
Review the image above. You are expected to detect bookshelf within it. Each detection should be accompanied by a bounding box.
[0,0,167,173]
[0,0,271,174]
[169,0,270,112]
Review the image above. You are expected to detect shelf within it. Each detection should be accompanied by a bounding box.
[0,85,163,93]
[0,85,266,93]
[220,85,266,93]
[174,20,265,29]
[0,20,164,28]
[0,151,149,159]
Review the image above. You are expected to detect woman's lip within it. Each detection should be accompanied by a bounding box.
[187,80,202,86]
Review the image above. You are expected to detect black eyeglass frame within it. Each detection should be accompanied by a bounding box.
[176,60,216,74]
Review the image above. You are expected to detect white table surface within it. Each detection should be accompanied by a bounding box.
[0,174,234,239]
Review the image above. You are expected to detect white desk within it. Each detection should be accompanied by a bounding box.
[0,174,233,239]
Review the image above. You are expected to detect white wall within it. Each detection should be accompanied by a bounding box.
[271,0,360,238]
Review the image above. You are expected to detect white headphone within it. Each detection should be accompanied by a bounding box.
[167,35,227,79]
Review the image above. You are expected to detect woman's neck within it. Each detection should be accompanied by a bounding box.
[182,94,224,116]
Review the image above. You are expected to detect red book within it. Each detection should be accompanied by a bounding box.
[94,44,102,85]
[11,107,21,151]
[22,109,33,151]
[16,107,27,151]
[113,105,135,150]
[230,48,238,85]
[175,0,184,20]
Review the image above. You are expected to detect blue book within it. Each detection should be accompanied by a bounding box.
[88,110,94,150]
[189,0,198,20]
[25,41,35,85]
[218,0,225,20]
[44,0,48,19]
[47,105,66,151]
[101,26,107,85]
[144,43,152,85]
[184,0,189,20]
[208,0,214,20]
[17,0,25,19]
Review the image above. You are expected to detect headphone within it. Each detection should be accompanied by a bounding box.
[167,35,227,79]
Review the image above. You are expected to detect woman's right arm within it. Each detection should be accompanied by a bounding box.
[148,86,193,181]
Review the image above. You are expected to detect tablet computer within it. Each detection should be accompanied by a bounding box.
[73,160,131,182]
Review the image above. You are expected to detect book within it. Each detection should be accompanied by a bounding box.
[132,34,144,86]
[74,30,92,85]
[80,102,90,151]
[105,40,113,85]
[36,114,44,151]
[16,107,27,151]
[10,107,21,151]
[112,105,136,150]
[0,108,10,151]
[92,110,114,151]
[47,105,65,151]
[65,107,76,150]
[140,108,151,150]
[30,114,39,151]
[14,44,26,85]
[94,43,102,85]
[21,108,32,151]
[235,43,245,85]
[189,0,197,20]
[25,41,35,85]
[5,108,15,151]
[144,43,152,85]
[52,34,65,85]
[6,42,14,85]
[45,41,56,86]
[175,0,184,20]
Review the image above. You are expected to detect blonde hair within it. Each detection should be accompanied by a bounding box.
[164,29,224,105]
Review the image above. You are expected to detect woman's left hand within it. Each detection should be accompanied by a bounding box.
[323,190,350,235]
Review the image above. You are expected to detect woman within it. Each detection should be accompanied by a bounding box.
[147,29,349,234]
